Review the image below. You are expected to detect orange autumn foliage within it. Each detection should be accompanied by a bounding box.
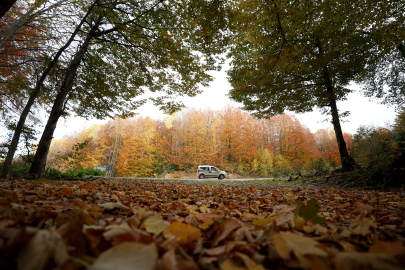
[47,106,353,176]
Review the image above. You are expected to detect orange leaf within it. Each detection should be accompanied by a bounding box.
[57,188,73,196]
[79,183,94,191]
[194,213,223,223]
[0,188,19,202]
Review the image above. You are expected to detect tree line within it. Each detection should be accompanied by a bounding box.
[47,106,351,177]
[1,0,404,179]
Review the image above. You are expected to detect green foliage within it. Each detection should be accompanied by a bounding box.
[45,167,106,178]
[251,158,259,174]
[65,0,230,119]
[274,155,291,176]
[9,164,30,178]
[227,0,371,117]
[294,198,326,226]
[351,109,405,186]
[0,122,38,162]
[237,163,244,175]
[258,164,268,177]
[306,158,327,174]
[258,148,273,177]
[352,126,392,167]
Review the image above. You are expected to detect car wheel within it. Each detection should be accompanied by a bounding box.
[218,174,224,180]
[199,174,205,179]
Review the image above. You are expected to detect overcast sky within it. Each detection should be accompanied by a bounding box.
[52,63,397,140]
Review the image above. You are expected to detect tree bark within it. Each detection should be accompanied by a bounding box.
[316,41,355,172]
[323,67,356,172]
[0,3,96,178]
[29,21,100,178]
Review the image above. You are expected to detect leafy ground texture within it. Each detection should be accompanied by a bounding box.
[0,178,404,270]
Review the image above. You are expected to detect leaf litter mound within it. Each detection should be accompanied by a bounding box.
[0,178,404,270]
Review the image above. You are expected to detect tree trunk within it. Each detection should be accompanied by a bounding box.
[0,3,96,178]
[316,41,355,172]
[0,0,63,50]
[323,67,356,172]
[29,22,100,178]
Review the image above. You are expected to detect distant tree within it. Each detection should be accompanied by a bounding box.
[227,0,373,171]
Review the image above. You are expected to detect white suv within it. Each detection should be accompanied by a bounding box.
[197,165,228,179]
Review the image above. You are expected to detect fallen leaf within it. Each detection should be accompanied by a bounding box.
[57,188,73,196]
[17,230,69,270]
[220,258,246,270]
[213,219,241,246]
[284,193,298,200]
[353,204,374,215]
[350,217,375,236]
[142,215,170,235]
[368,241,405,255]
[164,222,202,244]
[99,202,130,211]
[88,242,158,270]
[252,217,278,230]
[295,198,326,226]
[335,252,403,270]
[194,213,223,223]
[274,232,327,269]
[199,220,214,230]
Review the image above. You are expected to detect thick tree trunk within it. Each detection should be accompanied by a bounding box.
[29,22,99,178]
[0,4,96,178]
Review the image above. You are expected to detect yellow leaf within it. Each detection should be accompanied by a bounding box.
[274,232,327,263]
[198,220,214,230]
[284,193,298,200]
[252,217,278,230]
[294,216,306,230]
[142,215,170,235]
[220,258,246,270]
[199,204,210,213]
[164,222,202,245]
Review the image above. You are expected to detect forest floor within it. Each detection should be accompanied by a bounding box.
[0,176,404,270]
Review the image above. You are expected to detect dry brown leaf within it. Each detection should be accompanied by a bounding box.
[353,204,374,215]
[17,230,69,270]
[335,252,403,270]
[350,217,375,236]
[99,202,130,211]
[274,232,327,261]
[194,213,223,223]
[213,219,241,246]
[88,242,158,270]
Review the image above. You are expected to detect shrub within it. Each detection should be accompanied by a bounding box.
[45,167,105,178]
[351,121,404,186]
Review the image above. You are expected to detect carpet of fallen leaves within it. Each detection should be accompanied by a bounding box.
[0,178,404,270]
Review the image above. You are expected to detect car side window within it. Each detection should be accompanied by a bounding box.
[211,167,218,172]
